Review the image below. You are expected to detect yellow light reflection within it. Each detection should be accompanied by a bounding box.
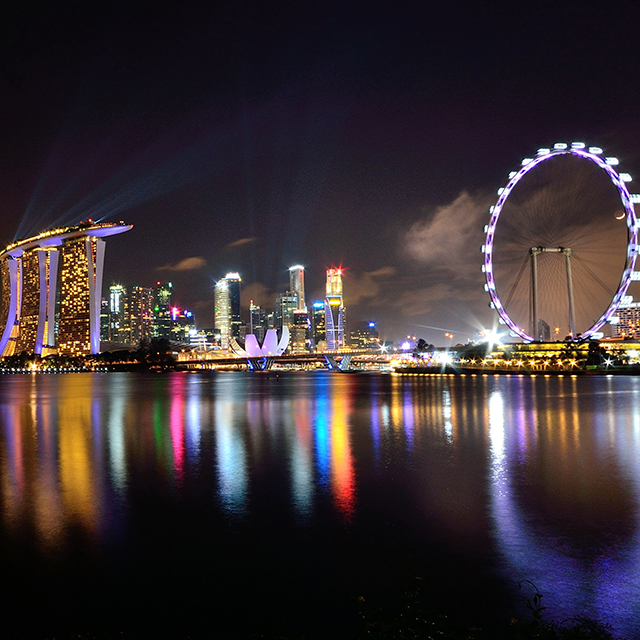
[58,375,99,534]
[330,380,355,519]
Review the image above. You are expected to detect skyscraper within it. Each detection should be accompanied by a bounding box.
[325,267,345,350]
[275,291,298,332]
[214,278,230,348]
[249,300,266,343]
[100,298,109,342]
[214,273,241,349]
[226,273,242,339]
[130,285,154,345]
[154,282,172,339]
[109,284,129,343]
[0,221,132,357]
[326,267,343,297]
[289,265,306,311]
[311,301,326,350]
[291,308,310,353]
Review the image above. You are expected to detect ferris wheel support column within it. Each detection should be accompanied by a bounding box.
[530,247,541,340]
[563,248,577,339]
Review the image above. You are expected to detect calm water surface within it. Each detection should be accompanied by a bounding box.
[1,371,640,638]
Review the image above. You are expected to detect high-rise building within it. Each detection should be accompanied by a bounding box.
[289,265,306,311]
[537,319,551,342]
[0,221,132,357]
[109,284,129,343]
[100,298,109,342]
[226,273,242,339]
[214,278,230,348]
[214,273,241,349]
[326,267,343,297]
[154,282,172,339]
[249,300,266,343]
[325,267,345,350]
[170,307,195,343]
[311,301,326,349]
[275,291,297,331]
[291,308,310,353]
[130,285,154,345]
[350,321,380,349]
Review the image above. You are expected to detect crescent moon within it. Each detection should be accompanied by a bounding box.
[616,211,626,220]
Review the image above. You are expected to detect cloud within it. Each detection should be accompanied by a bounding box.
[402,191,492,269]
[344,266,396,306]
[391,282,485,318]
[226,237,258,249]
[157,256,207,272]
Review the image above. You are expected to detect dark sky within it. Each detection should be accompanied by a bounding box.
[2,0,640,343]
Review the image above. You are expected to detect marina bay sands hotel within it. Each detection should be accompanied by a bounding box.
[0,221,132,358]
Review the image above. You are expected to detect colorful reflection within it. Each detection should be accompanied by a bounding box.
[290,393,314,519]
[329,378,355,519]
[108,386,127,496]
[314,380,331,490]
[214,377,248,517]
[487,376,640,633]
[2,372,640,636]
[169,374,186,485]
[57,375,100,535]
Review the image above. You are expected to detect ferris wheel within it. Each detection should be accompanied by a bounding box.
[483,143,639,342]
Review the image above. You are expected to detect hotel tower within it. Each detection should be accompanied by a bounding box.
[0,221,132,357]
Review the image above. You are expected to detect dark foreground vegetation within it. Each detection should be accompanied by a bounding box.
[11,581,622,640]
[0,337,177,372]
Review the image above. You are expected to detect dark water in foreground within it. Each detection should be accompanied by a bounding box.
[1,371,640,638]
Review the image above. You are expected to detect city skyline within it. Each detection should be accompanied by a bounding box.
[2,4,640,343]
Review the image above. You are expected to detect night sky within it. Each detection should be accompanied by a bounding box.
[2,0,640,344]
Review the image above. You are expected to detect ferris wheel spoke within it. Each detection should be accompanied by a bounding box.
[572,254,617,297]
[503,253,531,311]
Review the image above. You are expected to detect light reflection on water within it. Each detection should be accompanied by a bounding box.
[1,372,640,637]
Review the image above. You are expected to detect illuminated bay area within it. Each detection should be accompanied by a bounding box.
[2,371,640,639]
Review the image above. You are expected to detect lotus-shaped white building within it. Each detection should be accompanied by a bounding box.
[230,326,289,360]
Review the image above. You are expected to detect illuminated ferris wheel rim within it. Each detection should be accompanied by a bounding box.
[482,143,640,342]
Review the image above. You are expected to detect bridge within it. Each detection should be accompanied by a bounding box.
[176,349,386,372]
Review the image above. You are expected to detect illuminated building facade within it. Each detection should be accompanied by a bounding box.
[325,267,345,350]
[170,307,195,343]
[275,291,297,331]
[291,309,310,353]
[289,265,306,311]
[350,321,379,349]
[214,273,242,349]
[153,282,172,339]
[100,299,109,341]
[130,285,154,345]
[249,301,266,343]
[109,284,129,343]
[615,305,640,339]
[226,273,242,339]
[311,301,326,349]
[0,221,132,357]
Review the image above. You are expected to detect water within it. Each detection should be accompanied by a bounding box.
[1,371,640,638]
